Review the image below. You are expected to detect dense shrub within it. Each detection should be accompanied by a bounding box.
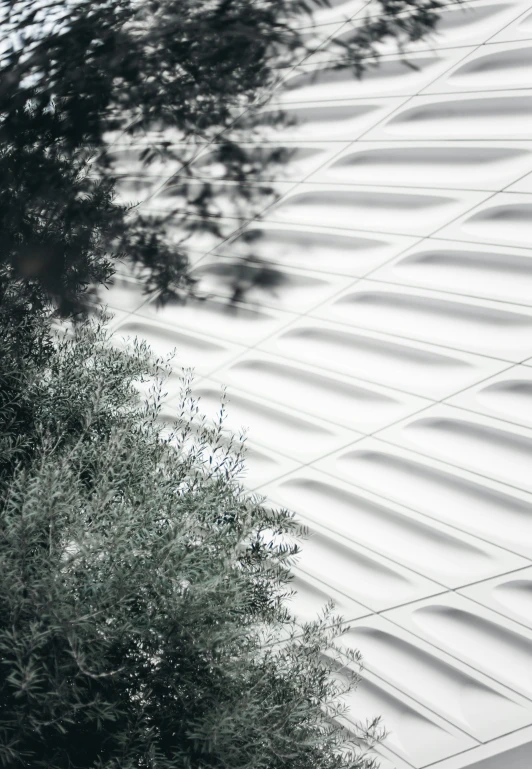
[0,318,381,769]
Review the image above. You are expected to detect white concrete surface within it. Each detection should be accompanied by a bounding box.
[105,2,532,765]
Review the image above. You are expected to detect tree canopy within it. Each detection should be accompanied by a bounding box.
[1,0,449,315]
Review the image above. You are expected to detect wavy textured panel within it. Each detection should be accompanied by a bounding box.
[269,185,485,235]
[389,596,532,699]
[111,1,532,765]
[114,317,241,373]
[137,294,292,345]
[190,259,349,311]
[448,367,532,429]
[411,0,527,45]
[271,475,523,585]
[490,579,532,622]
[216,354,428,431]
[374,241,532,305]
[343,617,532,740]
[279,53,456,100]
[188,383,359,462]
[318,440,532,558]
[317,144,531,188]
[386,407,532,492]
[264,321,507,397]
[320,286,532,358]
[443,44,532,89]
[190,143,333,182]
[295,524,440,611]
[459,567,532,629]
[218,224,408,275]
[375,93,532,139]
[339,670,476,766]
[456,195,532,248]
[256,98,403,140]
[287,570,370,624]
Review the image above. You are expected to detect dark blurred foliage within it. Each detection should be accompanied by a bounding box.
[0,0,449,317]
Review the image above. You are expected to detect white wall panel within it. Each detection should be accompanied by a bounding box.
[108,0,532,764]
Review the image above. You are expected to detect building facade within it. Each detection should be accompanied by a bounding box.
[106,2,532,766]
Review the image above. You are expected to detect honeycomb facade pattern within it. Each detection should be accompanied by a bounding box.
[104,2,532,766]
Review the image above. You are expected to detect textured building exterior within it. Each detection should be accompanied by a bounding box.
[105,2,532,766]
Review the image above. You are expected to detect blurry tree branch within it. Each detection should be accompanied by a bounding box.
[0,0,451,317]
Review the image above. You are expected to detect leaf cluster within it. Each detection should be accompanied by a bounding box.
[0,317,383,768]
[0,0,451,316]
